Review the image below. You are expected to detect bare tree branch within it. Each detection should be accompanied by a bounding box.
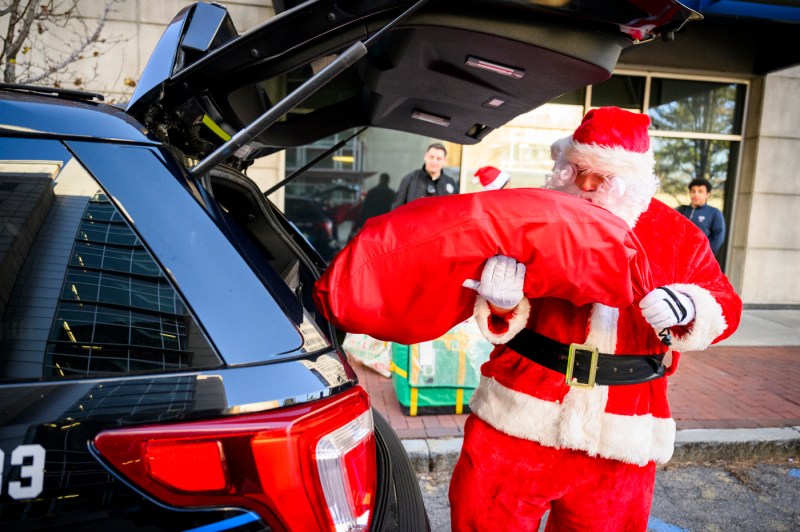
[3,0,39,82]
[23,0,113,85]
[1,0,124,87]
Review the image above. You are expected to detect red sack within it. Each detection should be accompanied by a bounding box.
[313,188,653,343]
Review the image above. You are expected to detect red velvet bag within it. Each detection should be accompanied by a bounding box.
[313,188,653,343]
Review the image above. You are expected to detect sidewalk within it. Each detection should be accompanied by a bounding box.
[353,309,800,471]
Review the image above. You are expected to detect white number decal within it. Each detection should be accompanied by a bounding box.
[7,444,46,499]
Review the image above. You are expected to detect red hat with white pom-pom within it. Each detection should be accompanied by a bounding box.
[474,166,510,191]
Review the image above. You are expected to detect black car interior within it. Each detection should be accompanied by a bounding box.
[128,0,696,165]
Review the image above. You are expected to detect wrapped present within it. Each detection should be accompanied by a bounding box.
[341,333,392,378]
[391,318,493,416]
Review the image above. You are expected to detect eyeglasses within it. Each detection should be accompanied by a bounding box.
[426,184,436,195]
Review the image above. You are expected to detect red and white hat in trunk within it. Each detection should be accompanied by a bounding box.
[474,166,510,190]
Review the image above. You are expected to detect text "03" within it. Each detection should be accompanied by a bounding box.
[2,445,46,500]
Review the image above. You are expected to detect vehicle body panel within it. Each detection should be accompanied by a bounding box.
[0,361,352,530]
[0,91,153,143]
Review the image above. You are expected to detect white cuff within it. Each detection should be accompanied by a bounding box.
[666,283,727,352]
[474,296,531,344]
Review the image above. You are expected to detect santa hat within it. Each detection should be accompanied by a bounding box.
[550,106,655,186]
[474,166,510,191]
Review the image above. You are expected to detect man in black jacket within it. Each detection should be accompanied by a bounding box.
[391,143,459,209]
[354,172,395,232]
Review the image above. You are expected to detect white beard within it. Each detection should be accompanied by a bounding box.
[545,164,658,228]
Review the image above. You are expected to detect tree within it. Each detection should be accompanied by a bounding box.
[649,83,741,205]
[1,0,126,91]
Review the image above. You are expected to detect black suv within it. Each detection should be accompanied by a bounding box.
[0,1,696,530]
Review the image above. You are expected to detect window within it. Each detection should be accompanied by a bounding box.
[591,74,645,110]
[0,139,218,380]
[459,100,586,192]
[45,192,217,377]
[646,78,746,235]
[648,79,745,135]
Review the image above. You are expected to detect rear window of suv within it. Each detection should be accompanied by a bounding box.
[0,137,220,381]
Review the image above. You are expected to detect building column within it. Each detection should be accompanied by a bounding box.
[731,65,800,306]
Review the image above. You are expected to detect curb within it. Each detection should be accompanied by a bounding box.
[402,427,800,474]
[671,426,800,463]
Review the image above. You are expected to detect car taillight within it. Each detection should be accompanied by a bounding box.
[316,220,334,238]
[93,386,376,532]
[316,409,374,530]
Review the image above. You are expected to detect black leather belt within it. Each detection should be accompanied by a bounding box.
[505,329,666,388]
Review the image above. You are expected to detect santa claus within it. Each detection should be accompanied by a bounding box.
[450,106,742,530]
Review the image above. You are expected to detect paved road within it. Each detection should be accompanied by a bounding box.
[418,458,800,531]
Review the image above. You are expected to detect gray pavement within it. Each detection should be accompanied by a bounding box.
[403,309,800,473]
[417,459,800,531]
[717,308,800,347]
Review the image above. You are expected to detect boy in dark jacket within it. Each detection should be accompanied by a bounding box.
[677,177,725,254]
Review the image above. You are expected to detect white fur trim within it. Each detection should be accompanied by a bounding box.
[482,170,510,190]
[566,141,656,185]
[599,411,676,465]
[469,376,563,448]
[667,284,728,352]
[474,296,531,345]
[470,376,676,465]
[585,303,618,353]
[559,385,608,457]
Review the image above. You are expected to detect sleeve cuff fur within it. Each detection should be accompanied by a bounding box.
[474,296,531,345]
[667,283,728,352]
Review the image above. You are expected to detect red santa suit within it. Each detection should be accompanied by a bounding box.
[449,107,742,531]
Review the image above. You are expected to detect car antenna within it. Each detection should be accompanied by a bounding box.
[262,127,367,198]
[189,0,431,179]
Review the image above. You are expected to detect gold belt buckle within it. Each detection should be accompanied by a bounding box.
[566,343,599,389]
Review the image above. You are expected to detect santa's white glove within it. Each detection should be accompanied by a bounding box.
[462,255,526,309]
[639,287,695,329]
